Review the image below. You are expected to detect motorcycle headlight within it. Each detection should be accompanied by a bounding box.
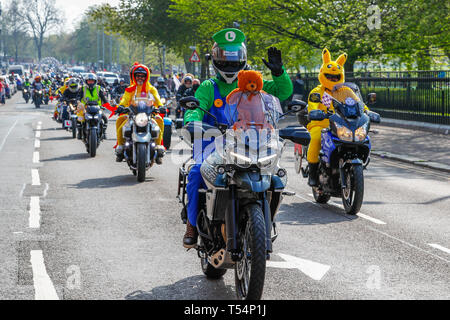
[161,98,166,105]
[355,124,368,142]
[85,114,93,119]
[335,123,353,142]
[135,113,149,127]
[257,153,278,168]
[38,90,42,94]
[229,151,252,166]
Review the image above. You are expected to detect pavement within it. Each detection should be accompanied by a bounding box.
[0,95,449,300]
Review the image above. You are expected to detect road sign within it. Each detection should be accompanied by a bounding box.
[189,50,200,63]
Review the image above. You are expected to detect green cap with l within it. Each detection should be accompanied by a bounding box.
[212,28,245,49]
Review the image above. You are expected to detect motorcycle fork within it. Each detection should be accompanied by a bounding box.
[262,192,273,254]
[339,159,347,189]
[226,185,240,261]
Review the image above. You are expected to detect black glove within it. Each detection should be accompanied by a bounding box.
[262,47,284,77]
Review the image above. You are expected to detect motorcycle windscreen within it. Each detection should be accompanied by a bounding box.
[216,91,283,173]
[327,86,364,118]
[132,92,155,114]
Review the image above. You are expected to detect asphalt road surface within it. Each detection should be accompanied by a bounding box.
[1,95,449,300]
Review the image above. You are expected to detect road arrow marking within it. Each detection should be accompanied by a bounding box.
[267,253,330,281]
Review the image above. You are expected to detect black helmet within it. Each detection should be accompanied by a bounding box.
[211,43,247,84]
[157,76,165,84]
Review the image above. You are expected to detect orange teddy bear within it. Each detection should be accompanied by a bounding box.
[227,70,265,103]
[226,70,271,130]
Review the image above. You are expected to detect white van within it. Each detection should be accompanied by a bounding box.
[8,65,26,76]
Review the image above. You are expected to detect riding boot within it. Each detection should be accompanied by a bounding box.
[183,220,198,248]
[308,162,320,187]
[115,145,125,162]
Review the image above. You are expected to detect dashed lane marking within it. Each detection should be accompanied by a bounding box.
[30,250,59,300]
[28,197,41,229]
[32,169,40,186]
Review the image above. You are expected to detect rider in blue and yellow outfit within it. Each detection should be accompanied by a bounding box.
[182,28,293,248]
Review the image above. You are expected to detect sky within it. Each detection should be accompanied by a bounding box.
[55,0,121,31]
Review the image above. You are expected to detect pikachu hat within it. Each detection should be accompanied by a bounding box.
[319,48,347,91]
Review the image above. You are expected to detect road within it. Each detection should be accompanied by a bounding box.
[0,94,449,300]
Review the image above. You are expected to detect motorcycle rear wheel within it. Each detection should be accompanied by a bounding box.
[235,203,266,300]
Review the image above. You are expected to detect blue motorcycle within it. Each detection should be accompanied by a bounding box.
[304,83,380,214]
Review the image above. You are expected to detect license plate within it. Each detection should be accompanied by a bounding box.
[65,120,72,128]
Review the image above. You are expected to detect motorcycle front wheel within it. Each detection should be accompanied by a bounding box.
[163,124,172,150]
[341,164,364,215]
[136,143,147,182]
[89,128,97,157]
[235,203,266,300]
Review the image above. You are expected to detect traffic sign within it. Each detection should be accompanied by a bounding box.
[189,50,200,63]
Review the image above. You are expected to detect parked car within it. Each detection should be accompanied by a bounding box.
[5,78,17,95]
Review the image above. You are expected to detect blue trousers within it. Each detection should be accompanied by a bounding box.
[186,164,206,227]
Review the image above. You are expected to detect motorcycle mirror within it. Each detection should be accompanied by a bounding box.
[287,100,307,112]
[179,96,200,110]
[308,109,326,121]
[367,93,377,105]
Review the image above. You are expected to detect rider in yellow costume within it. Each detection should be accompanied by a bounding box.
[306,48,369,186]
[115,63,165,164]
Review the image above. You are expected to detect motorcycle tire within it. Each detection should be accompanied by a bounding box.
[342,164,364,215]
[163,125,172,150]
[235,203,266,300]
[136,143,147,182]
[89,128,97,158]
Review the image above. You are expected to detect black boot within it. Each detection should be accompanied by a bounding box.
[183,220,198,248]
[308,162,320,187]
[77,128,82,140]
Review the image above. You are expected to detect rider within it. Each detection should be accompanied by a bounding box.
[182,28,293,248]
[306,48,369,186]
[31,75,44,104]
[78,73,109,140]
[61,78,82,126]
[53,77,71,119]
[114,63,165,164]
[156,76,170,99]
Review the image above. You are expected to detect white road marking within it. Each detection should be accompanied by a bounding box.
[33,152,40,163]
[30,250,59,300]
[0,119,18,152]
[35,131,41,138]
[267,253,330,281]
[428,244,450,255]
[28,197,41,228]
[301,194,386,225]
[42,183,49,198]
[368,227,450,263]
[357,213,386,225]
[35,139,40,148]
[32,169,41,186]
[19,183,26,197]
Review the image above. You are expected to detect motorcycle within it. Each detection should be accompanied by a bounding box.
[177,94,310,300]
[115,94,161,182]
[62,99,79,138]
[23,87,31,103]
[82,98,106,157]
[33,85,44,109]
[159,97,173,150]
[43,86,50,105]
[296,83,380,214]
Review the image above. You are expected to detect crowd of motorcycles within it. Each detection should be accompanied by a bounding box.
[18,70,380,300]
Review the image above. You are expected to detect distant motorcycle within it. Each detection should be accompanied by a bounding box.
[23,88,31,104]
[62,99,79,138]
[33,84,44,109]
[82,98,106,157]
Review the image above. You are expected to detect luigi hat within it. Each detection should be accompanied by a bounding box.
[211,28,247,84]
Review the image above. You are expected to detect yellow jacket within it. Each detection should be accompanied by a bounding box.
[119,82,163,108]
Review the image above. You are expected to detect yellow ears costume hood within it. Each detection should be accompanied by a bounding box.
[319,48,347,90]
